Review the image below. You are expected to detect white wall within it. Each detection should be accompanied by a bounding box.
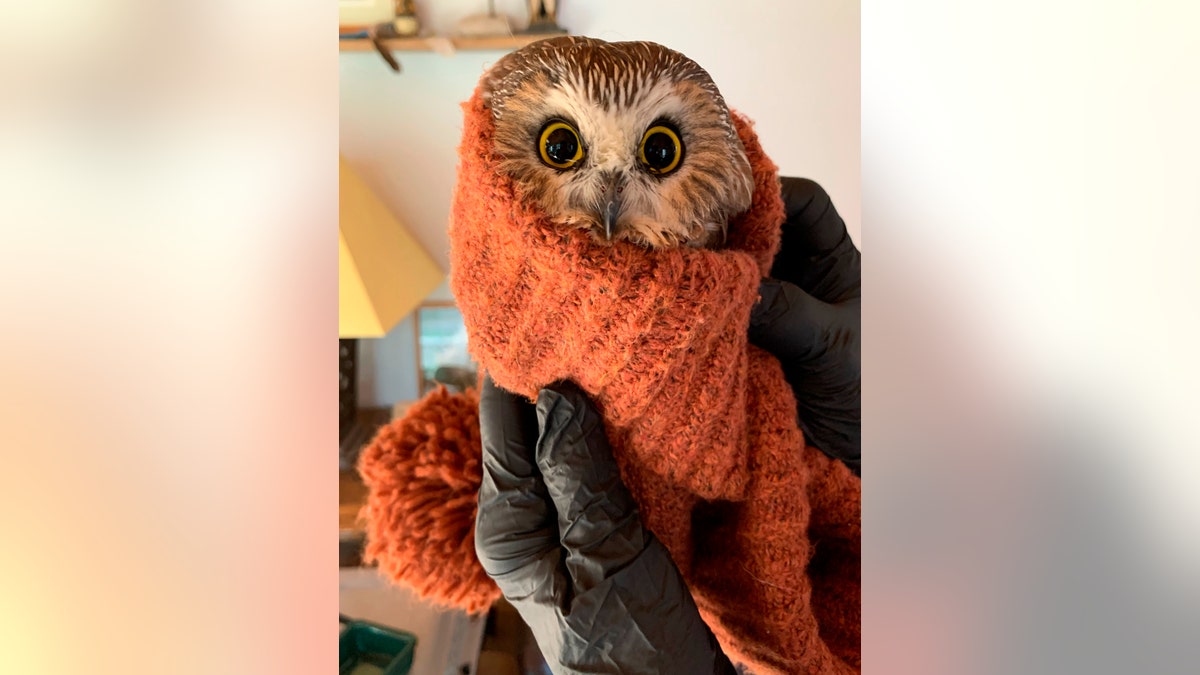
[342,1,860,406]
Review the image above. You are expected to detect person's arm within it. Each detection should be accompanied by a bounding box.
[475,377,737,675]
[750,177,861,474]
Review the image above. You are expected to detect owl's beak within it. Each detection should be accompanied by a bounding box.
[600,173,625,241]
[603,197,623,240]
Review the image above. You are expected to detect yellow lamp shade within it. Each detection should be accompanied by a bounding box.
[339,156,444,337]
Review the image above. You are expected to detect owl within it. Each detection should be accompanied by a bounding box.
[480,36,754,248]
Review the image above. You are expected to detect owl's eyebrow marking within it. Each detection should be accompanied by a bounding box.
[646,116,682,132]
[543,113,579,126]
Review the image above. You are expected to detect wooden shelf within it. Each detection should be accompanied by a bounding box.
[339,34,550,56]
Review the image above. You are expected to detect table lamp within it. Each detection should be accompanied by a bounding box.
[339,155,443,467]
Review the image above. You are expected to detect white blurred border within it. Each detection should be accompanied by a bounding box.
[865,2,1200,673]
[0,2,337,674]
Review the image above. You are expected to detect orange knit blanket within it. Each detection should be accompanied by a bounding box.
[360,91,861,674]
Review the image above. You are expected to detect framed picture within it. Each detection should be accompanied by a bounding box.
[413,302,478,395]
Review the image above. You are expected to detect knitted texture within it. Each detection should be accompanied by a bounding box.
[357,386,501,614]
[446,89,862,674]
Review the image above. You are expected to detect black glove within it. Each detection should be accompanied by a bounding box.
[749,177,861,475]
[475,376,737,675]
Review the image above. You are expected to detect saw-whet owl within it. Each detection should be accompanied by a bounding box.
[480,36,754,249]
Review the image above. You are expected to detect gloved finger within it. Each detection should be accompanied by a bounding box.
[475,374,563,600]
[774,177,860,303]
[749,279,861,473]
[533,381,648,594]
[555,536,739,675]
[750,277,834,364]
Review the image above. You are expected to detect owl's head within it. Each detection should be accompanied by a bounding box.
[480,36,754,248]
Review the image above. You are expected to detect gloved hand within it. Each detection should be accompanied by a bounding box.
[749,177,861,475]
[475,376,737,675]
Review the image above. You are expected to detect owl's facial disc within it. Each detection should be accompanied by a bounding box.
[595,123,682,242]
[481,36,755,249]
[553,118,700,247]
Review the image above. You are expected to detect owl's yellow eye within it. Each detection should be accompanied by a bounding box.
[638,125,683,175]
[539,121,584,169]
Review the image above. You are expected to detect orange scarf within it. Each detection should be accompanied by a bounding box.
[361,90,861,675]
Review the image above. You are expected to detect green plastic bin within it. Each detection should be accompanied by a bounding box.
[339,614,417,675]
